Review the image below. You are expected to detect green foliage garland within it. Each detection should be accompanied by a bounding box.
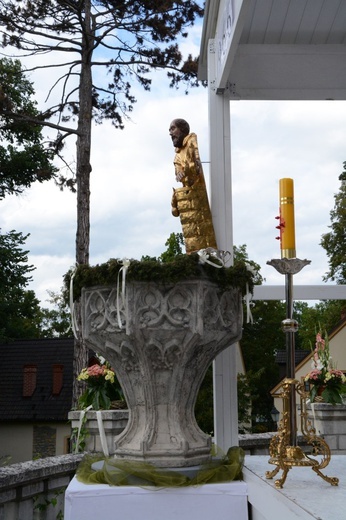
[65,254,254,302]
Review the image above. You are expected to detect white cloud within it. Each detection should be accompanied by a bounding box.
[230,100,344,290]
[1,37,346,306]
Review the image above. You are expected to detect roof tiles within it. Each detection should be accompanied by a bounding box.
[0,338,74,422]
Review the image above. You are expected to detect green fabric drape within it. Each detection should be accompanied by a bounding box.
[76,446,245,487]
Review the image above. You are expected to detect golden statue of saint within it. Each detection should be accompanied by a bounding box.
[169,119,217,254]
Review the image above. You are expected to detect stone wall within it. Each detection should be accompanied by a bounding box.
[33,426,56,459]
[0,454,82,520]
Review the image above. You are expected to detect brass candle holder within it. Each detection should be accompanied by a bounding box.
[265,258,339,488]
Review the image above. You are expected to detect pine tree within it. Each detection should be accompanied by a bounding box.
[0,0,203,404]
[0,229,42,341]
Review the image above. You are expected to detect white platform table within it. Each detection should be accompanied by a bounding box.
[64,476,248,520]
[243,455,346,520]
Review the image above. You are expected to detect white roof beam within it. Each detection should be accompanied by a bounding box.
[253,285,346,301]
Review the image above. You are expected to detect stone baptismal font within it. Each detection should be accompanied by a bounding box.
[81,274,243,468]
[74,119,251,473]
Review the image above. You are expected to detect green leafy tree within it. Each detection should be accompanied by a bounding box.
[314,300,345,331]
[297,300,345,349]
[141,232,185,263]
[39,290,72,338]
[0,229,42,341]
[0,0,203,404]
[0,58,57,198]
[194,364,214,435]
[234,244,263,285]
[240,299,284,431]
[292,301,314,350]
[239,289,328,431]
[320,164,346,283]
[237,369,266,433]
[233,244,289,432]
[159,232,184,262]
[194,244,268,434]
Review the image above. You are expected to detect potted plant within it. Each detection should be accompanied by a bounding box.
[69,358,128,455]
[304,329,346,405]
[77,361,125,410]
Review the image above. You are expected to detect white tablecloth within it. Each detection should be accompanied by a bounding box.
[65,476,248,520]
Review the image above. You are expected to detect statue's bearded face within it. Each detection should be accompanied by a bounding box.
[169,120,186,148]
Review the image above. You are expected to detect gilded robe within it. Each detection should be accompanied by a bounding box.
[171,133,217,254]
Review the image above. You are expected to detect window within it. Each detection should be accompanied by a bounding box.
[23,365,37,397]
[52,364,64,396]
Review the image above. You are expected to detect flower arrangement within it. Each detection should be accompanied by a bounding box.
[77,362,124,410]
[304,330,346,405]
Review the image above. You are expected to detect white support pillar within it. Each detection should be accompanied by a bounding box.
[208,38,238,451]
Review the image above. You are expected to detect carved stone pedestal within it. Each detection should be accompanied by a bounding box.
[308,403,346,453]
[82,280,242,467]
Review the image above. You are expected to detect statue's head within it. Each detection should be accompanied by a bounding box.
[169,119,190,148]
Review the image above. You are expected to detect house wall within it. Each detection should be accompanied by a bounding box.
[0,423,33,463]
[328,324,346,370]
[56,422,72,455]
[0,422,71,464]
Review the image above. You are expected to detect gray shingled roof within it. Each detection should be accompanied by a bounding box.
[275,350,310,365]
[0,338,74,422]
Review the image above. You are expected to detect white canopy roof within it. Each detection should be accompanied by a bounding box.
[199,0,346,100]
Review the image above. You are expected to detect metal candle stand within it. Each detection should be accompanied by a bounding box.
[265,258,339,489]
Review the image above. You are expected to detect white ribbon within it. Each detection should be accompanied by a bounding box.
[69,264,79,339]
[245,286,254,324]
[74,406,109,456]
[117,258,131,329]
[74,404,92,454]
[96,410,109,457]
[310,402,320,434]
[244,262,257,325]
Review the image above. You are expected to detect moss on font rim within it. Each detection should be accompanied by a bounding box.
[65,253,255,302]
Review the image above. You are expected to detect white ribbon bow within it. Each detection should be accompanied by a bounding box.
[197,248,225,268]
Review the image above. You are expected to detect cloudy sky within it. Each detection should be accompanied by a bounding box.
[1,24,345,307]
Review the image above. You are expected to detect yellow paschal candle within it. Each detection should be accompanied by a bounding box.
[279,178,296,258]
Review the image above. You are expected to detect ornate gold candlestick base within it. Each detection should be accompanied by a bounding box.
[266,379,339,488]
